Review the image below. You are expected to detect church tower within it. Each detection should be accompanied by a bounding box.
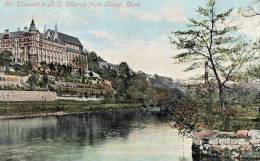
[28,19,39,64]
[29,19,37,32]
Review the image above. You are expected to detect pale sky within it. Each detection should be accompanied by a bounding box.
[0,0,259,80]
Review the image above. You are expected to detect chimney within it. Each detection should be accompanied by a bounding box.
[54,23,59,40]
[4,29,9,34]
[44,24,47,34]
[24,27,28,32]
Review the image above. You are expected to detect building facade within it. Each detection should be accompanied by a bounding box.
[0,19,87,69]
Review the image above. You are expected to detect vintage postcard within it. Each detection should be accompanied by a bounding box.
[0,0,259,161]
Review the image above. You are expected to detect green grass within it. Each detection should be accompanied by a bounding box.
[0,100,144,116]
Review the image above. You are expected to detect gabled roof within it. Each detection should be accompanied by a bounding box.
[47,29,82,46]
[40,32,65,44]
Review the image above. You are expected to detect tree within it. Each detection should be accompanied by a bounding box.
[169,0,257,112]
[239,0,260,81]
[242,64,260,81]
[0,51,13,67]
[24,62,32,73]
[40,61,48,73]
[240,0,260,17]
[48,62,55,73]
[118,62,131,79]
[87,51,99,70]
[73,55,87,71]
[57,64,63,76]
[27,74,37,90]
[42,74,48,87]
[87,51,103,75]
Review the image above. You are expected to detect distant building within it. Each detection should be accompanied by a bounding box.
[99,60,118,71]
[0,19,88,69]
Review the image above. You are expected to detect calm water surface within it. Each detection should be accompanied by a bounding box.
[0,110,193,161]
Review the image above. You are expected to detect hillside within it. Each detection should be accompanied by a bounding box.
[87,51,178,104]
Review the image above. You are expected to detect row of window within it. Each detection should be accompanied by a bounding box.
[0,37,29,43]
[1,39,81,53]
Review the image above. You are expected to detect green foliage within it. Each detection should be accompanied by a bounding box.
[0,51,13,67]
[27,74,37,90]
[247,65,260,80]
[87,51,102,74]
[40,61,48,72]
[169,0,258,112]
[171,84,260,135]
[86,52,174,104]
[73,55,87,75]
[48,63,55,73]
[42,74,48,87]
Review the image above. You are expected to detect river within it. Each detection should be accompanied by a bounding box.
[0,110,202,161]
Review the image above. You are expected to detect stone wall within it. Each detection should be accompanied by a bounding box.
[0,90,58,101]
[192,130,260,159]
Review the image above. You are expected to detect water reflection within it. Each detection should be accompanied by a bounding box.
[1,110,260,161]
[0,110,193,161]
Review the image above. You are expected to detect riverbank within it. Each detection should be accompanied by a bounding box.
[0,100,149,119]
[192,130,260,159]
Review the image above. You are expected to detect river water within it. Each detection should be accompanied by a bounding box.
[0,110,196,161]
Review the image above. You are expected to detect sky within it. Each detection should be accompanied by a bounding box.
[0,0,259,80]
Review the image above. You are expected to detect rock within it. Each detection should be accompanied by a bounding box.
[253,144,260,149]
[221,145,240,150]
[239,139,249,145]
[230,150,240,158]
[201,139,209,145]
[250,139,260,144]
[209,139,219,145]
[230,139,239,145]
[211,144,221,150]
[192,129,260,159]
[192,130,220,139]
[241,151,259,158]
[249,130,260,139]
[216,132,235,138]
[240,145,253,151]
[219,138,231,145]
[203,144,211,150]
[169,122,176,128]
[192,138,202,145]
[237,130,248,137]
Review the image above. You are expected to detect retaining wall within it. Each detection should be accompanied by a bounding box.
[0,90,58,101]
[192,130,260,159]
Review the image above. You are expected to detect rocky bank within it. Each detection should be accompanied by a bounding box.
[192,129,260,159]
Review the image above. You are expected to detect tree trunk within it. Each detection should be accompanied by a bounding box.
[218,85,225,113]
[207,83,213,112]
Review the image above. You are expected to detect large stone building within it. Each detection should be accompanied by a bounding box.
[0,19,87,69]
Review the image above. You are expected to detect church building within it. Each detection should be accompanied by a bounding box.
[0,19,87,69]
